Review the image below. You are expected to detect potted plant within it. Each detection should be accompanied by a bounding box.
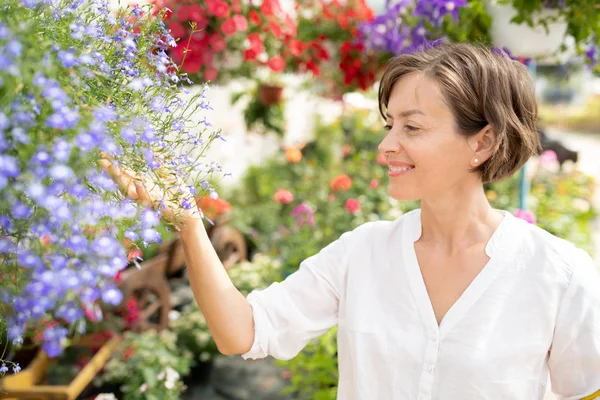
[231,79,287,137]
[486,0,568,59]
[485,0,599,65]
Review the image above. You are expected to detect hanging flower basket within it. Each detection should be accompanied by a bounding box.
[258,84,284,106]
[0,335,121,400]
[486,2,567,59]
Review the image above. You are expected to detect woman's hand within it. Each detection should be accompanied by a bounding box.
[97,152,201,224]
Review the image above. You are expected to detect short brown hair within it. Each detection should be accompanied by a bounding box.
[378,42,540,183]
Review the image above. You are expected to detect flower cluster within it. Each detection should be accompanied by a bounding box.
[153,0,295,82]
[287,0,377,96]
[0,0,222,359]
[358,0,467,56]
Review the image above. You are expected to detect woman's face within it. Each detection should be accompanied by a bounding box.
[378,72,482,201]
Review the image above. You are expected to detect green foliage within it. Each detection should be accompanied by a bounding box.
[96,330,193,400]
[277,328,339,400]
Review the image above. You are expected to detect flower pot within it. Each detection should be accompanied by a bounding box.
[258,84,284,106]
[0,335,121,400]
[486,2,567,59]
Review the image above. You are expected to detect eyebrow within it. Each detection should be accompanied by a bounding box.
[385,109,426,119]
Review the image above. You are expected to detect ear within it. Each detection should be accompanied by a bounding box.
[468,125,497,165]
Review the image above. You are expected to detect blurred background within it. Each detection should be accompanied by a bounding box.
[1,0,599,399]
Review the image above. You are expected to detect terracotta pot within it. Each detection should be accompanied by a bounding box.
[258,84,284,105]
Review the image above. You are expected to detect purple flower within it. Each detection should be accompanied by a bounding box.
[142,228,161,245]
[0,154,19,177]
[12,201,33,219]
[32,149,52,166]
[141,208,160,228]
[101,287,123,305]
[6,40,23,58]
[49,164,74,181]
[0,24,10,40]
[53,139,72,161]
[0,364,8,374]
[56,302,83,324]
[17,249,42,268]
[0,112,10,131]
[58,50,78,68]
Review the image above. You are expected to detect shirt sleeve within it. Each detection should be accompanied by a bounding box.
[241,229,354,361]
[548,248,600,399]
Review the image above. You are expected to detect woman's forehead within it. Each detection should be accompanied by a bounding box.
[388,73,451,119]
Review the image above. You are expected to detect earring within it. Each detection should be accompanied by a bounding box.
[473,158,479,164]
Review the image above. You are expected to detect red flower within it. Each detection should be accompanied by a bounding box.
[182,56,202,74]
[243,48,258,61]
[221,18,237,35]
[204,66,218,81]
[273,188,294,204]
[345,198,361,213]
[330,174,352,192]
[127,248,142,262]
[267,56,285,72]
[206,0,230,18]
[123,347,135,361]
[270,21,283,38]
[305,60,320,76]
[247,32,264,53]
[260,0,277,17]
[177,4,208,28]
[168,22,186,39]
[248,10,261,25]
[289,40,304,57]
[209,34,227,52]
[232,14,248,31]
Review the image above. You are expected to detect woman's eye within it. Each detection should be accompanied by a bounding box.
[384,125,393,131]
[405,125,419,132]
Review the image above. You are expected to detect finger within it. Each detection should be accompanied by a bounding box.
[133,181,154,208]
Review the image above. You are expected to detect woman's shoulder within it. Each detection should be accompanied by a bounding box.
[506,211,595,276]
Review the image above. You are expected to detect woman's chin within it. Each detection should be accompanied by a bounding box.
[388,187,421,202]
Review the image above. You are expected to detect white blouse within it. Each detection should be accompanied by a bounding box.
[242,209,600,399]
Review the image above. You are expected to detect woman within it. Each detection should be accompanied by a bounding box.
[100,43,600,399]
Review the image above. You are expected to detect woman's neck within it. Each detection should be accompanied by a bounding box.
[418,183,504,253]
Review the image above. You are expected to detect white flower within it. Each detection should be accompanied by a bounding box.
[164,367,179,390]
[95,394,118,400]
[138,384,148,393]
[168,310,181,321]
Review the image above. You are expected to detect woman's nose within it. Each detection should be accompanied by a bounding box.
[378,131,399,155]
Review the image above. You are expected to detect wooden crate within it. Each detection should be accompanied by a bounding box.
[0,335,121,400]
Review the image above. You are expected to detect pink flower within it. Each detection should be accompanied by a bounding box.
[369,179,379,189]
[539,150,558,168]
[291,203,315,227]
[345,198,361,213]
[514,209,536,225]
[273,188,294,204]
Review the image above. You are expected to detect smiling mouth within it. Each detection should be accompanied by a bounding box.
[388,165,415,176]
